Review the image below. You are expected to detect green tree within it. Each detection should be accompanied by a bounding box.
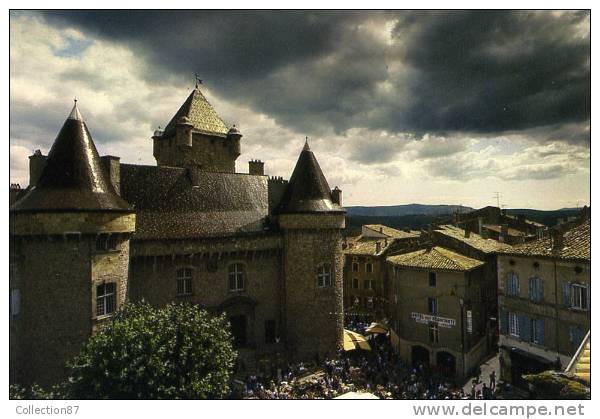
[65,301,236,399]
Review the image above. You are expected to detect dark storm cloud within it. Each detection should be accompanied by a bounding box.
[39,10,590,147]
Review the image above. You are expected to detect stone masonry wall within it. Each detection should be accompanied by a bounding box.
[282,225,344,362]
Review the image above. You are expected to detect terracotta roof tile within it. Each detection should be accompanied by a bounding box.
[435,225,513,254]
[386,246,484,271]
[363,224,420,239]
[500,219,590,261]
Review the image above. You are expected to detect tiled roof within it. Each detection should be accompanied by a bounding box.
[344,237,391,256]
[500,219,590,261]
[278,141,344,214]
[11,103,131,213]
[435,225,513,254]
[120,164,269,240]
[482,224,529,237]
[163,88,229,137]
[386,246,484,271]
[363,224,420,239]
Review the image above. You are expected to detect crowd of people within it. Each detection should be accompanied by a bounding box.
[233,320,495,400]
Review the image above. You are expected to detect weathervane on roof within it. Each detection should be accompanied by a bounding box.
[194,73,203,88]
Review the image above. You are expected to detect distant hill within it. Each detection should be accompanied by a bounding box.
[345,206,582,237]
[346,204,474,217]
[504,208,582,226]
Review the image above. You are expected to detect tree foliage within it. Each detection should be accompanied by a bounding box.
[65,301,236,399]
[524,371,590,399]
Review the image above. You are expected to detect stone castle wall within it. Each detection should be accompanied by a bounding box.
[280,214,345,362]
[154,132,239,173]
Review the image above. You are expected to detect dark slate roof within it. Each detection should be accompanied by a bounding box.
[162,88,229,138]
[498,219,590,261]
[10,103,131,213]
[278,141,344,214]
[119,164,269,240]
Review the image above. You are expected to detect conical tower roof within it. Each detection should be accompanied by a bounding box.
[162,87,229,137]
[11,102,132,213]
[279,141,344,214]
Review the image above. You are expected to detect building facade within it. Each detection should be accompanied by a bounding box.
[386,246,492,378]
[10,88,345,387]
[496,220,591,388]
[342,225,422,321]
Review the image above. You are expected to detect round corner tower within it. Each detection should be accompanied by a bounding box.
[278,141,345,362]
[9,102,135,387]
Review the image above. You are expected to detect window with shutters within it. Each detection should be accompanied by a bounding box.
[530,318,545,345]
[176,267,193,296]
[352,278,359,289]
[364,279,375,290]
[228,263,246,291]
[316,263,332,288]
[506,272,520,296]
[366,262,373,273]
[529,276,544,302]
[571,284,588,310]
[428,297,438,315]
[508,312,519,337]
[352,262,359,272]
[96,282,116,317]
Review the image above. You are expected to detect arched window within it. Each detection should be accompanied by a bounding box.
[176,267,193,296]
[316,263,332,288]
[229,263,246,291]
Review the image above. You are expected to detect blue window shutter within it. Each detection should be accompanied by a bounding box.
[518,314,530,340]
[539,278,544,301]
[537,319,545,346]
[562,282,571,307]
[529,278,534,300]
[586,285,590,310]
[499,310,508,334]
[516,276,520,296]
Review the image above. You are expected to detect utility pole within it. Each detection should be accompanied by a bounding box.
[493,192,501,208]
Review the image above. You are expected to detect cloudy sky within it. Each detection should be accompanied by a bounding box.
[10,10,590,210]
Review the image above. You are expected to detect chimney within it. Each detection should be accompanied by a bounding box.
[249,159,265,175]
[331,186,342,205]
[379,226,383,233]
[464,224,471,238]
[100,155,121,195]
[375,241,381,254]
[28,150,47,187]
[551,229,564,251]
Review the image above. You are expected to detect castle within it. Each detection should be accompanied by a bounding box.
[9,87,345,387]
